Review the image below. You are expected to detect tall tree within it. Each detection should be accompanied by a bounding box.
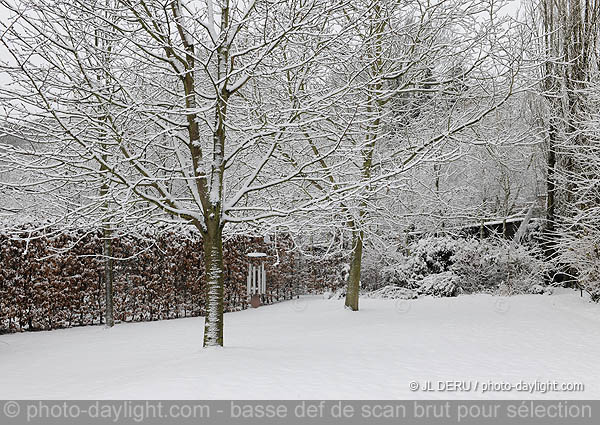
[0,0,350,346]
[528,0,599,277]
[312,0,523,310]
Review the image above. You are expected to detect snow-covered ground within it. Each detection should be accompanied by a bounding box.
[1,290,599,399]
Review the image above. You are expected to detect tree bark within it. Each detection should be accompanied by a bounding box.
[545,118,557,257]
[344,230,363,311]
[202,219,225,347]
[103,230,114,327]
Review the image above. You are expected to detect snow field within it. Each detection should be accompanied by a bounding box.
[1,290,599,399]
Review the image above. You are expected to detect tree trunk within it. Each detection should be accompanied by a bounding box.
[202,221,225,347]
[100,146,114,327]
[344,230,363,311]
[342,2,383,312]
[545,118,557,256]
[103,230,114,327]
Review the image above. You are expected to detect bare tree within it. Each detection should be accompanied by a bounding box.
[527,0,599,282]
[300,0,524,310]
[0,0,352,346]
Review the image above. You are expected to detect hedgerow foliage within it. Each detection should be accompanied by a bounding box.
[0,226,341,333]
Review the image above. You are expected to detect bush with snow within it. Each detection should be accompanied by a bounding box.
[451,238,548,295]
[557,234,600,302]
[378,236,548,296]
[323,287,346,300]
[365,285,417,300]
[416,271,460,297]
[381,236,465,288]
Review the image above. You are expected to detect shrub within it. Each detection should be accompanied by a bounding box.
[379,236,547,296]
[557,233,600,301]
[0,225,343,334]
[381,236,466,288]
[416,271,460,297]
[365,285,417,300]
[451,239,548,295]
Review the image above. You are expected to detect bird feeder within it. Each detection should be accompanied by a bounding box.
[247,252,267,308]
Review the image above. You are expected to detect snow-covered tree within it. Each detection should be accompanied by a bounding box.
[0,0,353,346]
[302,0,525,310]
[525,0,599,290]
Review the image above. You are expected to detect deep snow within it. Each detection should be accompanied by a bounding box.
[1,290,599,399]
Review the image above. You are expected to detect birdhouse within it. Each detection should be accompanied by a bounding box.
[247,252,267,308]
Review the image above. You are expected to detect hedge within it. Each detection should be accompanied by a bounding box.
[0,226,344,333]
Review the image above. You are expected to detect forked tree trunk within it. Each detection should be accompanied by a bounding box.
[202,221,225,347]
[344,230,363,311]
[342,2,384,312]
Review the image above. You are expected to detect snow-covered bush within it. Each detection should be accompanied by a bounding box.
[416,271,460,297]
[451,239,548,295]
[381,236,467,288]
[409,236,463,275]
[558,234,600,302]
[323,287,346,300]
[380,261,420,289]
[378,236,547,296]
[367,271,459,299]
[365,285,417,300]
